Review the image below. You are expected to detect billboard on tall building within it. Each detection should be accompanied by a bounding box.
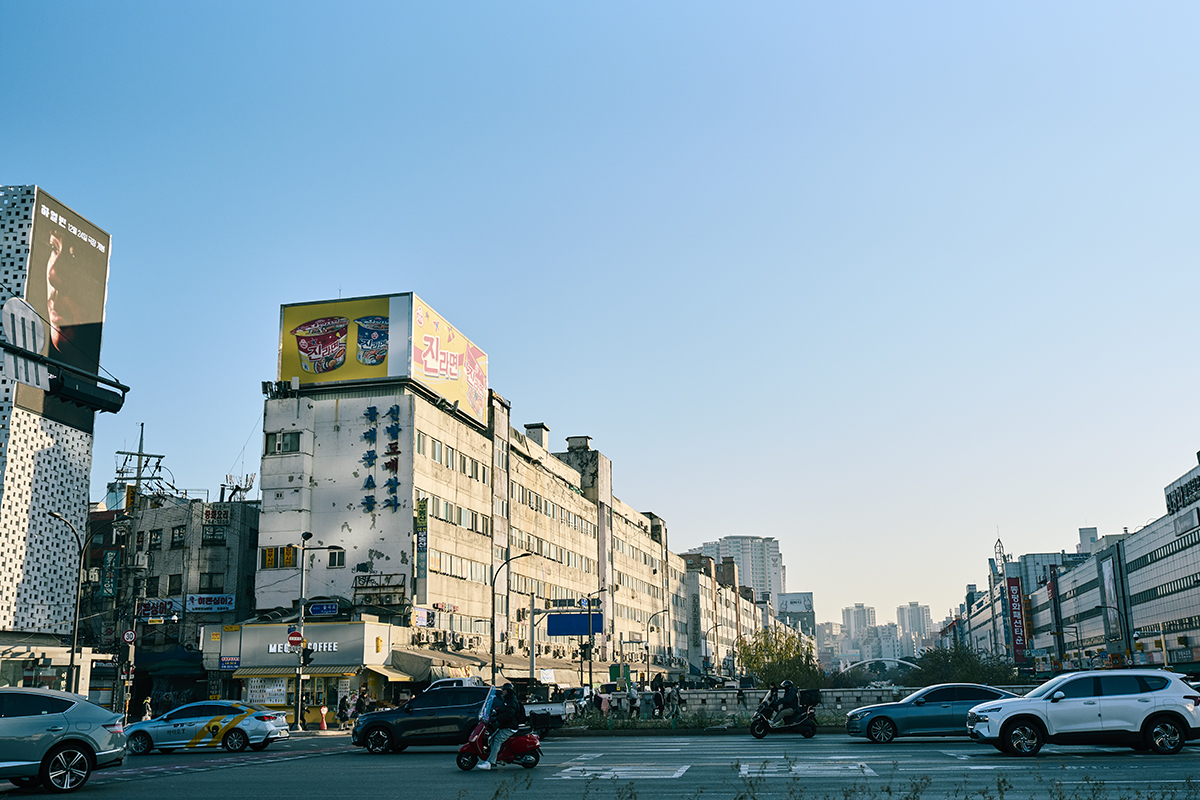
[279,293,488,424]
[16,189,111,433]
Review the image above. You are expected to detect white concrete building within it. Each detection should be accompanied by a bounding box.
[687,535,785,609]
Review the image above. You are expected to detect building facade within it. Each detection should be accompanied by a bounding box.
[687,535,785,609]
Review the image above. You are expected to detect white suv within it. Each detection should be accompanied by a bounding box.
[967,669,1200,756]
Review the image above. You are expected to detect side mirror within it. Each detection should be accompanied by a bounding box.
[913,698,926,706]
[403,703,412,713]
[1050,691,1065,703]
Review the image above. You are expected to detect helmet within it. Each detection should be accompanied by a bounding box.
[502,683,515,694]
[781,680,793,689]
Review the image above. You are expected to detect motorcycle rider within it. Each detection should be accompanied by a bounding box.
[477,683,525,770]
[771,680,799,725]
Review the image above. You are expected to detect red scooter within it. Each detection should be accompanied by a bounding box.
[456,721,541,770]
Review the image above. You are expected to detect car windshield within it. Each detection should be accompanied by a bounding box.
[1026,674,1076,698]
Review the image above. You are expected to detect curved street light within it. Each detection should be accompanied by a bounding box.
[490,552,531,685]
[644,609,668,670]
[48,511,85,694]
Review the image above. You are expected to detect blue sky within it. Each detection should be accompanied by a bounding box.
[4,2,1199,624]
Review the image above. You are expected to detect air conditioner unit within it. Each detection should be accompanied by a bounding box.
[132,553,148,569]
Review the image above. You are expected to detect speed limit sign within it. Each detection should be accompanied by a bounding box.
[122,629,136,644]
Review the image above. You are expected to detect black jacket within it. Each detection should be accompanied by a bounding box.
[492,692,524,728]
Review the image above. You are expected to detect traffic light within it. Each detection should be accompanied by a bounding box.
[301,646,315,667]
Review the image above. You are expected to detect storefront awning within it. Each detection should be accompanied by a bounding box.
[391,648,484,682]
[232,665,359,679]
[364,664,415,682]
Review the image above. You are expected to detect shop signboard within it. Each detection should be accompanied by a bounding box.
[186,594,236,613]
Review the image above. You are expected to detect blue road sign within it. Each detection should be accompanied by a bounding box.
[308,602,339,617]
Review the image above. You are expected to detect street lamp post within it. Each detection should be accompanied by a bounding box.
[1053,626,1083,669]
[644,609,668,674]
[290,534,343,731]
[491,552,531,686]
[704,623,719,679]
[48,511,85,694]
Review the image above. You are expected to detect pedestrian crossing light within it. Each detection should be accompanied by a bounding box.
[301,646,315,667]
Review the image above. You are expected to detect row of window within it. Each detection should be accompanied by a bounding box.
[420,491,492,537]
[142,573,223,596]
[509,572,576,604]
[613,569,663,600]
[1058,578,1099,603]
[1126,528,1200,574]
[612,536,659,571]
[138,525,228,550]
[260,546,344,569]
[1130,571,1200,607]
[428,549,492,584]
[416,431,491,486]
[265,431,301,454]
[509,527,594,573]
[509,481,598,538]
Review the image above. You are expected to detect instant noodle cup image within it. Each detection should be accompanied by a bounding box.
[355,316,389,366]
[291,317,350,374]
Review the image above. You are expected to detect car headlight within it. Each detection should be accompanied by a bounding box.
[847,710,870,721]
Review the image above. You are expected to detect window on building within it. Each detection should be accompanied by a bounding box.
[136,531,145,550]
[328,549,345,568]
[446,445,456,469]
[265,431,301,454]
[149,530,162,551]
[431,439,442,463]
[168,574,182,595]
[145,576,160,597]
[170,525,186,548]
[461,454,469,474]
[416,431,427,456]
[199,573,223,593]
[260,546,297,569]
[202,526,227,546]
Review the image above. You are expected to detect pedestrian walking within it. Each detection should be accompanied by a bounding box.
[141,697,153,721]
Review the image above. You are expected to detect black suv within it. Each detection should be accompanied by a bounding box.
[352,686,495,754]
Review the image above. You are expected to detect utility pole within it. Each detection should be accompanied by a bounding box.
[113,424,164,720]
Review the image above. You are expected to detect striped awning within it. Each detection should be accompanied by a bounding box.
[231,665,359,678]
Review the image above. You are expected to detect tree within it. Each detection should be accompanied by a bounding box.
[904,645,1017,686]
[735,627,824,689]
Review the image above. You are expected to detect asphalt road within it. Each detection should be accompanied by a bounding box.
[7,732,1200,799]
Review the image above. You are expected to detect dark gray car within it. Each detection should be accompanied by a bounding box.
[846,683,1017,743]
[351,686,495,753]
[0,687,126,793]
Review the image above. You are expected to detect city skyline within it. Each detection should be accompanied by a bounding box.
[4,3,1199,620]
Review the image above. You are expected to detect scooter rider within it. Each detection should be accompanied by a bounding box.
[477,684,524,770]
[772,680,799,725]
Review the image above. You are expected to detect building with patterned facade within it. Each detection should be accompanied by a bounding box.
[0,186,115,692]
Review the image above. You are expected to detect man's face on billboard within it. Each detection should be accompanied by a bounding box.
[45,229,85,351]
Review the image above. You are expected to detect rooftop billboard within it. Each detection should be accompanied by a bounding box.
[278,293,488,424]
[17,189,111,433]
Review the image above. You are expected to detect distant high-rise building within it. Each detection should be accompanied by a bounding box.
[896,602,933,641]
[688,536,785,609]
[842,603,876,641]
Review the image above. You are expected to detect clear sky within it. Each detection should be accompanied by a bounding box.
[4,2,1199,626]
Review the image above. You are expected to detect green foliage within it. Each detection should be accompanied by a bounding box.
[735,627,824,689]
[904,645,1017,686]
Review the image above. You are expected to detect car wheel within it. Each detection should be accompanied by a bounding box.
[1146,716,1185,755]
[223,729,249,753]
[456,753,478,771]
[1002,719,1044,756]
[249,741,270,751]
[40,744,92,794]
[518,749,540,769]
[9,777,40,788]
[127,732,153,756]
[867,718,896,744]
[750,720,768,739]
[364,727,393,754]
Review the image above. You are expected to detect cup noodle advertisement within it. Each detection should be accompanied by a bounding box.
[279,294,488,424]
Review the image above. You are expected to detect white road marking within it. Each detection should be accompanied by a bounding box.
[740,761,878,777]
[549,765,691,780]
